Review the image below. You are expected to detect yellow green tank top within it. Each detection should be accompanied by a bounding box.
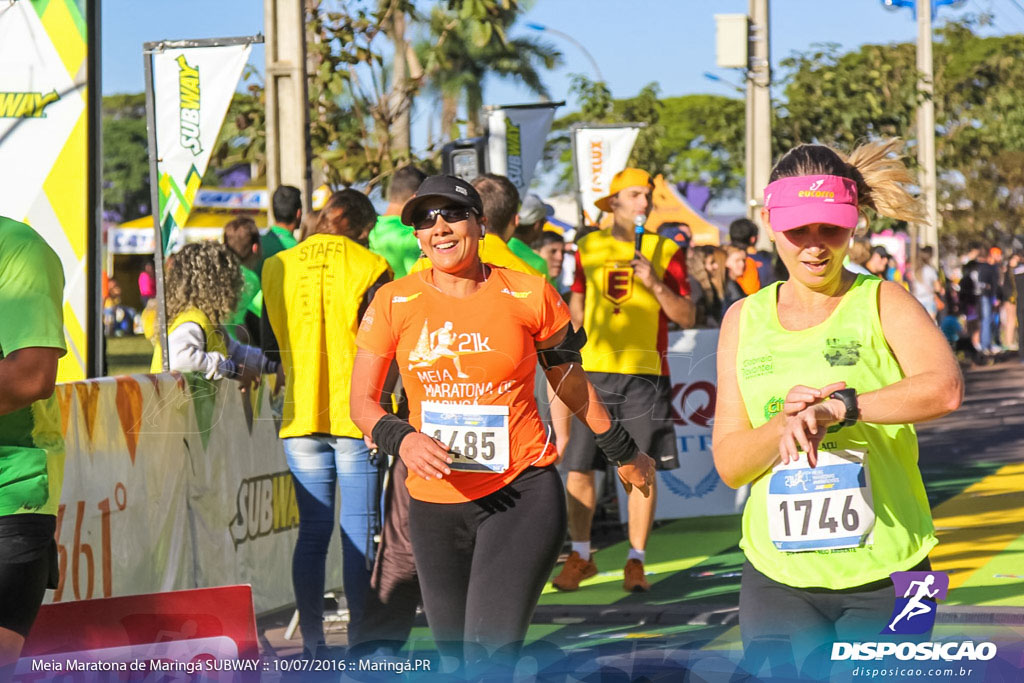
[735,274,936,589]
[150,307,228,373]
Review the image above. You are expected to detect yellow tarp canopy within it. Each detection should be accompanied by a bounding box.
[119,208,267,230]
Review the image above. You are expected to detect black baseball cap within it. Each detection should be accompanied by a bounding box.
[400,175,484,227]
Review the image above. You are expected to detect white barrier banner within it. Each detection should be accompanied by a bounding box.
[485,103,559,197]
[52,374,340,614]
[618,329,749,521]
[572,124,642,226]
[54,376,192,604]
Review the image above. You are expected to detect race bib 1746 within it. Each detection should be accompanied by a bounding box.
[766,449,874,552]
[420,402,510,473]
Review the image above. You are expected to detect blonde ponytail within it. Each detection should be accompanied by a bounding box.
[843,138,927,226]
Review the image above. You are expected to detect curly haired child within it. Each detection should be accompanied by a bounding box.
[150,241,277,382]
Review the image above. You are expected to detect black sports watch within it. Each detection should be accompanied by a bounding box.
[829,388,859,428]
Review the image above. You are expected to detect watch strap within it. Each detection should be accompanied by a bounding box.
[829,388,859,428]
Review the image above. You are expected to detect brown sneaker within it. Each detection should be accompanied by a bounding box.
[623,558,651,592]
[551,551,598,591]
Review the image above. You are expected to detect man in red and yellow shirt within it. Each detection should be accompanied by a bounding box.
[553,168,695,592]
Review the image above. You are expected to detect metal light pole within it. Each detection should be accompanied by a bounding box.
[748,0,772,250]
[883,0,963,257]
[916,0,939,254]
[265,0,312,214]
[526,23,605,83]
[714,4,772,250]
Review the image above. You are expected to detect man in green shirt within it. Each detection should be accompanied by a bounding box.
[0,216,66,676]
[513,193,556,281]
[224,217,264,345]
[368,165,426,279]
[260,185,302,270]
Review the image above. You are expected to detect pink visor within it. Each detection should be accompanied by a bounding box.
[763,175,859,232]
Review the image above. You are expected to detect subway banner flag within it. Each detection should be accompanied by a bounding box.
[150,43,250,253]
[0,0,91,381]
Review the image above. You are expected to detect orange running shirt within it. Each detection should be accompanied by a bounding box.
[571,229,690,375]
[738,256,761,295]
[356,267,570,503]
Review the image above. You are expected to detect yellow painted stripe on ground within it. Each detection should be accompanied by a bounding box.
[42,110,87,260]
[929,462,1024,591]
[702,624,742,652]
[41,0,86,80]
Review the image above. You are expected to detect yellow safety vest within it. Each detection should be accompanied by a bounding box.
[262,234,390,438]
[150,307,228,373]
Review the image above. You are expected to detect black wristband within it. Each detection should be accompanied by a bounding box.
[593,421,639,466]
[371,413,417,457]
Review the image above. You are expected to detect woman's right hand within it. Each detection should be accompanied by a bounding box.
[778,400,844,468]
[398,432,454,480]
[617,451,655,498]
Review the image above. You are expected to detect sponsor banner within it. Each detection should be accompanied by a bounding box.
[485,104,560,198]
[15,586,259,681]
[109,227,156,254]
[194,187,269,210]
[151,43,250,252]
[49,373,339,613]
[572,124,642,227]
[619,329,748,521]
[0,0,91,380]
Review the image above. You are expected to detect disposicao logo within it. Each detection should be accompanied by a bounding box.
[884,570,948,635]
[830,569,997,664]
[0,90,59,118]
[177,54,202,155]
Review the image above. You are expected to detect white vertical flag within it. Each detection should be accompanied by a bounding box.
[572,124,643,226]
[485,103,560,198]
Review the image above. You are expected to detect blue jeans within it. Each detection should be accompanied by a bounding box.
[980,295,995,351]
[284,436,381,652]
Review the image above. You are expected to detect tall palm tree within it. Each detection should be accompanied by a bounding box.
[419,7,562,140]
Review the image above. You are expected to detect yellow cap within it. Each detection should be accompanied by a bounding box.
[594,168,653,212]
[311,184,331,211]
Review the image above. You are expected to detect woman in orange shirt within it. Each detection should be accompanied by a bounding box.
[350,175,654,666]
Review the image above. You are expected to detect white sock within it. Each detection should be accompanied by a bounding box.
[571,542,591,560]
[628,548,645,563]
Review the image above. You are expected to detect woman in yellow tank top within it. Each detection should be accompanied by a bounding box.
[712,139,963,675]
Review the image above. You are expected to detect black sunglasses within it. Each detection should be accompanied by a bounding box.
[413,207,477,231]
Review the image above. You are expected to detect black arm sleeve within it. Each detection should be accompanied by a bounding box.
[260,301,281,365]
[358,270,393,323]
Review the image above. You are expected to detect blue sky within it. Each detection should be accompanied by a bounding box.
[101,0,1021,202]
[103,0,1021,105]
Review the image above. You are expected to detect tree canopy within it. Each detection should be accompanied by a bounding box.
[102,10,1024,246]
[773,18,1024,244]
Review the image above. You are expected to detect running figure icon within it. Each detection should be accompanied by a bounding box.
[888,574,939,631]
[407,320,470,378]
[784,470,810,491]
